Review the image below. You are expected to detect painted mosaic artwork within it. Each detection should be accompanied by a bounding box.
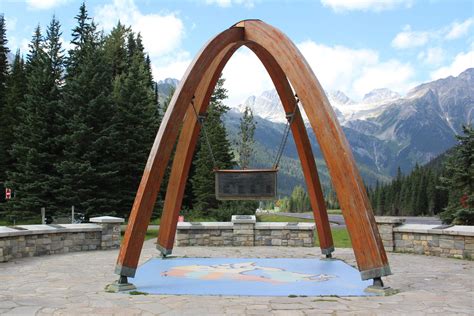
[131,258,376,296]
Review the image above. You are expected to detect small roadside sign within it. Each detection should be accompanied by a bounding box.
[5,188,12,200]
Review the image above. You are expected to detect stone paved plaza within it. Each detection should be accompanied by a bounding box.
[0,240,473,315]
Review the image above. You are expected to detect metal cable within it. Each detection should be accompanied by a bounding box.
[273,96,299,169]
[190,97,218,169]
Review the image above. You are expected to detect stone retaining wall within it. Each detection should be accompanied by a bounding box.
[376,217,473,259]
[175,223,234,247]
[176,215,315,247]
[0,216,123,262]
[255,223,314,247]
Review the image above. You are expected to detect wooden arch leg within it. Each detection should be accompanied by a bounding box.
[114,28,244,278]
[243,20,390,280]
[156,44,242,255]
[246,43,334,256]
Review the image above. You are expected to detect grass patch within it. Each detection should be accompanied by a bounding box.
[256,214,313,223]
[129,291,149,295]
[257,214,351,248]
[121,228,159,241]
[315,228,352,248]
[0,218,42,226]
[145,229,159,240]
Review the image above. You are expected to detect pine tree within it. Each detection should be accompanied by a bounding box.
[236,106,256,169]
[0,14,9,105]
[57,4,118,217]
[287,185,311,213]
[6,19,65,220]
[0,14,10,202]
[1,51,26,197]
[191,77,234,214]
[439,125,474,224]
[110,31,159,217]
[104,22,129,80]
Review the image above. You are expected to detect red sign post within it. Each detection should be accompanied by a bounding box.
[5,188,12,200]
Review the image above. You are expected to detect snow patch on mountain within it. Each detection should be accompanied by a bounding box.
[363,88,400,104]
[237,89,287,123]
[233,87,402,125]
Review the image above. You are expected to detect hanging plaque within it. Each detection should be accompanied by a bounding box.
[215,169,277,200]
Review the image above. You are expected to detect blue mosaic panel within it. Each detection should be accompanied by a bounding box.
[131,258,376,296]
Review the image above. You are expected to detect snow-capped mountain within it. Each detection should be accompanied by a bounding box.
[236,90,286,123]
[362,88,400,104]
[156,78,179,103]
[231,87,404,125]
[228,68,473,177]
[155,68,473,190]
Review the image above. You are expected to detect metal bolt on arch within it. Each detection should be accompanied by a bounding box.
[114,20,391,287]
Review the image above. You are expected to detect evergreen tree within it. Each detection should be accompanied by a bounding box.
[289,186,311,212]
[57,4,118,217]
[0,14,10,202]
[191,77,234,214]
[110,30,159,217]
[6,19,65,220]
[439,125,474,224]
[1,51,26,196]
[0,14,9,105]
[236,106,256,169]
[104,22,129,79]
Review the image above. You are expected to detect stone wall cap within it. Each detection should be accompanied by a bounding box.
[375,216,406,224]
[0,223,102,237]
[394,224,474,236]
[255,222,315,230]
[394,224,440,234]
[231,215,256,224]
[177,222,233,230]
[443,225,474,236]
[89,216,125,223]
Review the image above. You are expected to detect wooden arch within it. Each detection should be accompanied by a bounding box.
[115,20,391,282]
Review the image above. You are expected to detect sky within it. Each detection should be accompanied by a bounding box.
[1,0,473,106]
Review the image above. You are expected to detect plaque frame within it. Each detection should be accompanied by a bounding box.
[215,169,278,200]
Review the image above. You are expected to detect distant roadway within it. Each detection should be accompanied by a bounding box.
[121,213,442,231]
[279,212,442,228]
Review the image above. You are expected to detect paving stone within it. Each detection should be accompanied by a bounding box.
[0,240,473,315]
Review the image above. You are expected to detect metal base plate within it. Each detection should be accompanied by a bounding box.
[105,281,137,293]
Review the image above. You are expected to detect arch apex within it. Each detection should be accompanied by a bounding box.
[232,19,262,28]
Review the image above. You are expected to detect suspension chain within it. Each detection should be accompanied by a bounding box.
[273,95,299,169]
[190,96,218,169]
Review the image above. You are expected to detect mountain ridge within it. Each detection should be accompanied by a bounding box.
[156,68,473,194]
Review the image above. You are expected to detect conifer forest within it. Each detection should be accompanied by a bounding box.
[0,5,472,225]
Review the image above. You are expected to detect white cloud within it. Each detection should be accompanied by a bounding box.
[417,47,446,66]
[204,0,255,8]
[9,37,29,54]
[59,37,74,52]
[152,51,192,82]
[218,41,416,106]
[352,60,415,96]
[321,0,413,12]
[445,18,474,40]
[95,0,185,58]
[222,47,274,106]
[6,17,17,32]
[392,25,430,49]
[430,49,474,80]
[392,17,474,50]
[26,0,69,10]
[297,40,415,99]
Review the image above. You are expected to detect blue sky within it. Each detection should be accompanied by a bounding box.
[1,0,473,105]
